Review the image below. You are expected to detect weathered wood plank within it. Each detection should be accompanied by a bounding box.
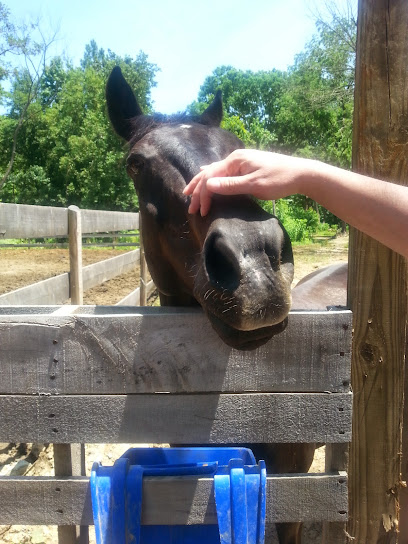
[0,203,139,239]
[0,203,68,238]
[68,206,83,305]
[0,251,140,306]
[0,274,69,305]
[322,443,349,543]
[54,443,85,544]
[81,209,139,234]
[0,472,348,525]
[82,249,140,291]
[139,217,148,305]
[0,309,352,394]
[348,2,408,542]
[0,392,352,443]
[116,280,155,306]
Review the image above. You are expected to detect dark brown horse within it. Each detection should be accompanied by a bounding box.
[292,262,348,310]
[106,66,314,543]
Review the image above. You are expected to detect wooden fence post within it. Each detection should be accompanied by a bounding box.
[54,443,88,544]
[348,1,408,541]
[139,216,148,306]
[63,206,87,543]
[68,205,83,305]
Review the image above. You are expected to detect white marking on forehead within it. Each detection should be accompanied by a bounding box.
[180,124,192,129]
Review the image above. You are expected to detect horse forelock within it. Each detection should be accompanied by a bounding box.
[128,112,215,148]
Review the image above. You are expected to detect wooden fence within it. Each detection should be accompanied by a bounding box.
[0,202,155,305]
[0,306,352,543]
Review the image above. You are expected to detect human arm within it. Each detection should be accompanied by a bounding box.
[183,149,408,259]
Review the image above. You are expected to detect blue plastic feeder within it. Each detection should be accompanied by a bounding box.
[90,447,267,544]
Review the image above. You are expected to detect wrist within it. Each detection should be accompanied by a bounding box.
[297,158,328,199]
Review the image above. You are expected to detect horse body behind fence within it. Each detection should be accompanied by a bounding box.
[292,262,348,310]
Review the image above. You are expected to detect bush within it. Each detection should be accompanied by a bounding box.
[260,197,320,242]
[1,166,52,205]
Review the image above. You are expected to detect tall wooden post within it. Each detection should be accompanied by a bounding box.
[348,1,408,542]
[58,206,87,543]
[139,215,148,306]
[68,205,83,305]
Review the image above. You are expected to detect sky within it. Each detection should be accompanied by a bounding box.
[8,0,356,113]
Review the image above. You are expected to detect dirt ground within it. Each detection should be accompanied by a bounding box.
[0,248,147,305]
[0,235,348,301]
[0,236,348,544]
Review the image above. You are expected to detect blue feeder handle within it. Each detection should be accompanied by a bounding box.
[214,458,267,544]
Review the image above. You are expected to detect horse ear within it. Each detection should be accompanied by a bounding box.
[199,90,223,127]
[106,66,143,141]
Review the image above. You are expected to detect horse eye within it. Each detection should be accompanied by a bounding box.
[127,156,145,177]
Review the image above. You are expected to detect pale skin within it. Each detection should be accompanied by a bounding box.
[183,149,408,259]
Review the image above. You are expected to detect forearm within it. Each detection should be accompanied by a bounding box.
[302,161,408,258]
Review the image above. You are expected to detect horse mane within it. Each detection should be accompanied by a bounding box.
[128,112,209,147]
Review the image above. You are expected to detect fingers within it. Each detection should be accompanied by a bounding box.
[184,162,225,216]
[187,175,205,214]
[186,174,253,216]
[206,176,251,195]
[184,152,247,216]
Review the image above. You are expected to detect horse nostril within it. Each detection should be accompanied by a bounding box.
[205,234,240,291]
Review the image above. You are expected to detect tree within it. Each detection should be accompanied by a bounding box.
[1,42,159,210]
[192,66,285,149]
[0,3,58,189]
[275,2,356,166]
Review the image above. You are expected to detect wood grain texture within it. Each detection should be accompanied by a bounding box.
[0,392,352,444]
[0,306,351,535]
[68,206,83,305]
[0,274,70,305]
[139,217,148,305]
[348,2,408,542]
[0,251,140,306]
[54,443,85,544]
[0,308,352,394]
[322,443,349,543]
[0,202,139,238]
[80,208,139,234]
[82,249,140,291]
[0,202,68,238]
[116,280,155,306]
[0,472,348,525]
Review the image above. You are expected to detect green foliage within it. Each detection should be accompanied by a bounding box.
[193,7,356,167]
[3,165,51,204]
[0,39,159,210]
[275,10,356,168]
[196,66,283,149]
[260,198,320,242]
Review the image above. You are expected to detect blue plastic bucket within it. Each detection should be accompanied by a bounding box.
[91,446,266,544]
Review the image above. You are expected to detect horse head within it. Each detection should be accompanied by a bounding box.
[106,66,294,350]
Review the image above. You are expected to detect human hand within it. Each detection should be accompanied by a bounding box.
[183,149,308,216]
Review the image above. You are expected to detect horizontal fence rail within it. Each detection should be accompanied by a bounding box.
[0,249,149,305]
[0,202,139,238]
[0,472,348,526]
[0,393,352,444]
[0,307,352,394]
